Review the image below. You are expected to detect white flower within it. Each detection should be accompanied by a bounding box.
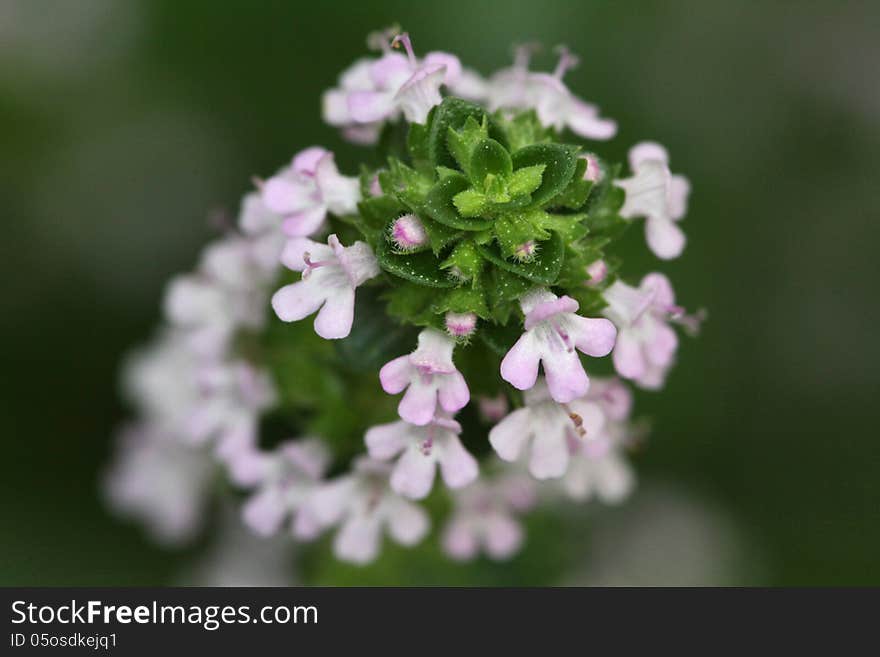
[103,424,214,546]
[260,147,361,237]
[614,141,691,259]
[305,458,429,564]
[365,415,478,500]
[323,32,462,142]
[489,378,607,480]
[271,233,380,340]
[237,438,330,540]
[486,45,616,140]
[500,288,617,404]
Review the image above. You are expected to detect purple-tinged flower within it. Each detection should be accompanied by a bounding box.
[584,259,608,287]
[584,376,634,422]
[323,32,461,142]
[305,458,429,564]
[260,147,360,237]
[271,233,379,340]
[500,288,617,404]
[602,273,703,389]
[513,239,537,262]
[185,360,276,461]
[379,328,470,425]
[486,45,617,140]
[237,192,285,277]
[365,415,478,500]
[444,311,477,338]
[164,235,273,358]
[442,470,537,561]
[614,141,691,260]
[103,424,213,546]
[237,438,330,540]
[389,213,428,251]
[562,428,635,504]
[489,379,607,479]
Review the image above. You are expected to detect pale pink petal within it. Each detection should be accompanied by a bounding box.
[322,89,350,125]
[529,426,569,479]
[313,286,355,339]
[364,420,411,460]
[423,52,462,85]
[396,66,446,124]
[242,488,286,537]
[262,174,313,214]
[616,159,670,221]
[279,237,323,272]
[292,507,322,540]
[385,496,429,546]
[292,147,328,175]
[282,205,327,237]
[334,513,382,564]
[397,379,438,426]
[612,330,647,381]
[668,174,691,220]
[271,280,325,323]
[541,346,589,404]
[567,98,617,140]
[484,512,523,559]
[596,454,635,503]
[629,141,669,169]
[442,516,478,560]
[489,408,533,462]
[308,477,355,526]
[571,316,617,357]
[500,332,541,391]
[645,216,686,260]
[645,320,678,368]
[379,356,412,395]
[390,447,437,500]
[641,272,676,308]
[437,371,470,414]
[438,436,478,489]
[348,90,396,123]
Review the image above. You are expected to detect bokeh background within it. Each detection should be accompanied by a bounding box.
[1,0,878,585]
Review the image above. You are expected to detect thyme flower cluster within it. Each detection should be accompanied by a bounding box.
[105,30,703,565]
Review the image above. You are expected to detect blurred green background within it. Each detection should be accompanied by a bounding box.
[1,0,878,585]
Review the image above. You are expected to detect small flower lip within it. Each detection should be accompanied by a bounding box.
[445,311,478,338]
[390,213,428,251]
[524,295,580,330]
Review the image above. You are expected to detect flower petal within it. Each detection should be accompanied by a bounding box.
[438,435,479,489]
[313,285,355,340]
[612,330,647,381]
[385,496,430,546]
[390,446,437,500]
[529,424,569,479]
[489,408,533,462]
[500,332,541,392]
[437,371,470,414]
[571,316,617,357]
[271,280,325,323]
[334,512,381,564]
[484,512,523,559]
[645,216,686,260]
[541,346,589,404]
[242,488,286,537]
[442,515,478,560]
[364,420,411,460]
[379,356,412,395]
[397,379,438,426]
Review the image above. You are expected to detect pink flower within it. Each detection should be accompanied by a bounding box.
[238,438,330,540]
[185,360,276,460]
[237,192,285,276]
[584,259,608,287]
[365,415,478,500]
[614,142,691,260]
[260,147,360,237]
[489,379,607,479]
[477,394,509,423]
[584,376,634,422]
[486,45,616,140]
[500,288,617,404]
[271,233,379,340]
[103,424,213,546]
[305,458,429,564]
[602,273,702,389]
[562,433,635,504]
[323,32,461,142]
[581,153,603,182]
[379,328,470,425]
[442,472,537,561]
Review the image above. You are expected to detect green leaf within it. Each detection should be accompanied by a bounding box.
[383,282,441,326]
[498,109,554,152]
[511,144,578,207]
[479,321,523,355]
[407,121,431,163]
[433,285,490,318]
[478,231,564,284]
[424,173,494,231]
[357,196,406,232]
[440,240,483,282]
[470,138,512,184]
[445,116,488,176]
[428,97,507,168]
[421,217,463,255]
[508,164,546,197]
[452,189,488,217]
[493,211,550,259]
[375,237,457,288]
